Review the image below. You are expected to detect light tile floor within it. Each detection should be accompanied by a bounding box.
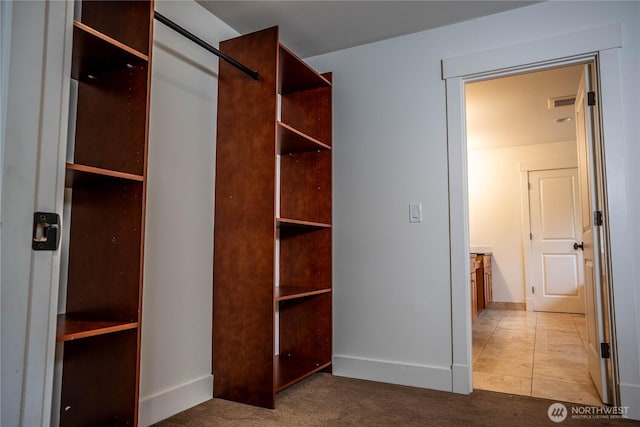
[472,308,601,405]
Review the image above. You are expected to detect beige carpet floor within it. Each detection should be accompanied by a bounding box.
[153,373,639,426]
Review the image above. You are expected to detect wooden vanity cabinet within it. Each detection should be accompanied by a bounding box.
[471,254,492,322]
[483,255,492,308]
[470,257,479,322]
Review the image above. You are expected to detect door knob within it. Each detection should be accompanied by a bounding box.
[573,242,584,250]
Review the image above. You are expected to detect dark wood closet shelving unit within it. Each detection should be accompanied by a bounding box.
[56,1,153,426]
[213,26,332,409]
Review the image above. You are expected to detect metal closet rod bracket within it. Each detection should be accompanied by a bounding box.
[154,11,260,81]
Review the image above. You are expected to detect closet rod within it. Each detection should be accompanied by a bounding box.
[154,11,260,81]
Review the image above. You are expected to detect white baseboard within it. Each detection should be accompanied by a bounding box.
[620,382,640,420]
[452,363,472,394]
[332,355,452,392]
[526,297,535,311]
[138,374,213,427]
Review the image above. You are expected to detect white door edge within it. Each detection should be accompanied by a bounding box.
[1,2,73,426]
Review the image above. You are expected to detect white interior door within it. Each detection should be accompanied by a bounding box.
[575,65,610,404]
[530,168,584,313]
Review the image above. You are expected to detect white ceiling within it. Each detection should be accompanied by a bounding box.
[466,65,584,150]
[197,1,539,58]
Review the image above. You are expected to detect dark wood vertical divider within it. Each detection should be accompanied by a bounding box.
[213,27,332,408]
[56,1,153,425]
[213,26,278,409]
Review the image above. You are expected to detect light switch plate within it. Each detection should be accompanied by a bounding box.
[409,203,422,223]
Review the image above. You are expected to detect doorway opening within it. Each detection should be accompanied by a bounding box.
[464,60,616,406]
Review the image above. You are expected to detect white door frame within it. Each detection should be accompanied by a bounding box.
[519,158,579,312]
[1,2,73,426]
[443,23,626,405]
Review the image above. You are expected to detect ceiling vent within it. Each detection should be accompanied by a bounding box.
[548,95,576,109]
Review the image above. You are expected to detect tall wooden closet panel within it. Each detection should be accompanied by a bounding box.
[56,1,153,426]
[213,26,332,409]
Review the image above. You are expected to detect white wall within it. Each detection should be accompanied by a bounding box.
[468,141,577,304]
[138,2,237,425]
[306,0,639,415]
[309,25,454,390]
[0,0,12,219]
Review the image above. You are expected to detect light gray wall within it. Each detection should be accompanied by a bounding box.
[306,0,640,411]
[0,0,12,217]
[308,28,455,390]
[138,1,237,425]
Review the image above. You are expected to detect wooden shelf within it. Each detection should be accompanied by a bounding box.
[280,151,332,225]
[278,44,331,95]
[59,328,138,426]
[277,217,331,229]
[79,1,151,55]
[278,122,330,154]
[276,286,331,302]
[73,62,148,176]
[214,26,331,409]
[59,5,154,427]
[72,21,147,81]
[275,355,331,392]
[57,3,153,424]
[281,76,332,148]
[56,314,138,342]
[65,163,144,187]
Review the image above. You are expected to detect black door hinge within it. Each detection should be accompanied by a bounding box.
[601,342,610,359]
[32,212,60,251]
[588,91,596,106]
[594,211,603,226]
